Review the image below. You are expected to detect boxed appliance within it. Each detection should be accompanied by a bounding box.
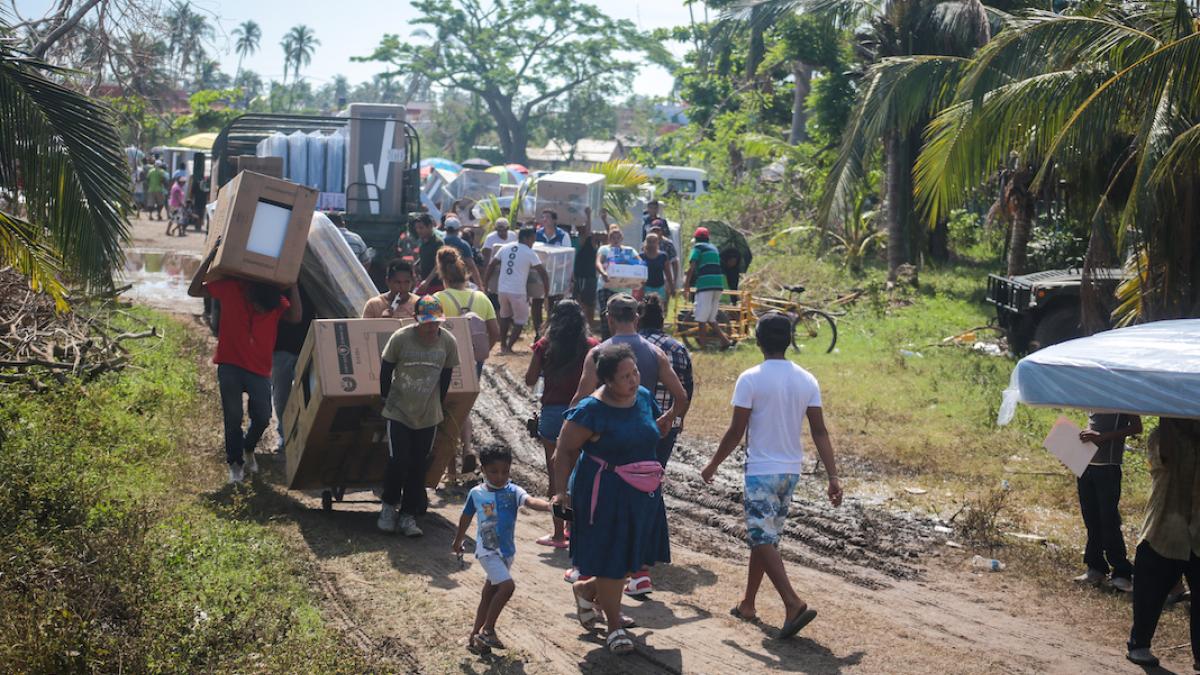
[204,171,317,287]
[234,155,284,178]
[605,261,648,290]
[344,103,407,217]
[450,169,501,200]
[535,171,604,229]
[284,317,478,491]
[532,243,575,297]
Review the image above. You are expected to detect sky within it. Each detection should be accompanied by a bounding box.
[15,0,702,96]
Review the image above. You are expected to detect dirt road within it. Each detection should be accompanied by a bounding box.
[225,359,1153,674]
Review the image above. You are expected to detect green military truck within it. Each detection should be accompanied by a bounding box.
[986,268,1126,354]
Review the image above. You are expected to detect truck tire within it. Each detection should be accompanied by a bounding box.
[1032,305,1081,351]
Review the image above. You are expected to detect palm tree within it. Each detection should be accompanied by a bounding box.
[231,20,261,80]
[1,30,131,306]
[284,25,319,82]
[279,33,295,88]
[914,0,1200,321]
[164,2,212,83]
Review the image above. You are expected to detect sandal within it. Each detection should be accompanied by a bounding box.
[602,613,637,629]
[475,630,506,650]
[606,628,635,655]
[468,634,491,655]
[573,584,599,630]
[729,606,759,623]
[779,607,817,639]
[535,534,569,549]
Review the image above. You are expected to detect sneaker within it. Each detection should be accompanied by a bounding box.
[397,514,423,538]
[227,462,244,484]
[624,572,653,597]
[1109,576,1133,593]
[377,505,399,533]
[243,451,258,474]
[1072,568,1105,585]
[1126,647,1159,667]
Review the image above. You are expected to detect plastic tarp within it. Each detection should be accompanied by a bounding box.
[257,132,288,161]
[998,319,1200,425]
[299,212,378,319]
[306,131,326,191]
[324,128,346,193]
[286,130,308,187]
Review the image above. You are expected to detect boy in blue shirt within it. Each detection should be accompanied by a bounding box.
[452,446,551,654]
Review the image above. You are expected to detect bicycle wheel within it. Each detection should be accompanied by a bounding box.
[792,309,837,354]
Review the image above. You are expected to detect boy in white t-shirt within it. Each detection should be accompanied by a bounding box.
[701,312,842,640]
[483,227,550,354]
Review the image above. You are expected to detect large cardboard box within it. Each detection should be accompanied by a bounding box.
[206,171,317,287]
[450,169,501,200]
[535,171,604,229]
[605,262,648,290]
[344,103,407,217]
[235,155,284,178]
[284,317,478,491]
[533,243,575,297]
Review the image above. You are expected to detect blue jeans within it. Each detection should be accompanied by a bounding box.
[538,404,569,441]
[217,364,273,465]
[272,351,299,453]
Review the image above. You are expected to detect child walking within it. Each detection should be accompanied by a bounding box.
[452,446,550,654]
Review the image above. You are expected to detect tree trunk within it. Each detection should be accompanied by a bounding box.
[1080,216,1118,335]
[929,219,949,262]
[1004,166,1036,276]
[885,131,913,282]
[745,18,765,80]
[486,95,528,164]
[789,62,813,145]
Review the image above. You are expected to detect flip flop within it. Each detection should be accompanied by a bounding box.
[467,634,491,655]
[729,606,759,623]
[535,534,569,549]
[779,608,817,639]
[573,584,598,630]
[475,631,506,650]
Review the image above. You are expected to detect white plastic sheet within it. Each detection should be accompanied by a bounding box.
[298,212,377,318]
[306,131,326,191]
[286,130,308,186]
[998,319,1200,424]
[324,128,346,193]
[258,132,288,160]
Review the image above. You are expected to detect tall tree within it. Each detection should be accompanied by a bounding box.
[1,28,131,305]
[165,2,211,83]
[282,25,318,111]
[232,20,261,80]
[357,0,655,163]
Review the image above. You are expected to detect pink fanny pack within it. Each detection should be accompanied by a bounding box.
[588,455,664,524]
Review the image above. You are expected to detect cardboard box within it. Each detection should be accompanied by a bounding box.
[205,171,317,287]
[345,103,407,217]
[533,243,575,297]
[535,171,604,229]
[284,318,478,491]
[235,155,284,178]
[605,262,648,290]
[450,169,501,200]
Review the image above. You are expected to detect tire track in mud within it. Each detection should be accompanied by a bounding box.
[471,365,940,591]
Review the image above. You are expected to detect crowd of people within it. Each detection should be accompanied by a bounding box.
[131,153,207,236]
[187,201,844,658]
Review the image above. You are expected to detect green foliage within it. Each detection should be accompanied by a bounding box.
[0,309,369,672]
[589,161,651,221]
[177,88,241,131]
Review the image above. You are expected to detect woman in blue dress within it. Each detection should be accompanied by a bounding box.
[552,343,673,655]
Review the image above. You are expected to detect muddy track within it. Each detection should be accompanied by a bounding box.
[472,365,940,591]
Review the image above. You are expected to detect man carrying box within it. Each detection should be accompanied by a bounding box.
[484,227,550,354]
[189,246,303,484]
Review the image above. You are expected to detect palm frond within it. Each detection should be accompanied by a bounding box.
[0,36,130,295]
[0,210,67,308]
[588,161,650,222]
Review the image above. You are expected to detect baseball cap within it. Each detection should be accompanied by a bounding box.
[443,217,462,231]
[414,296,445,324]
[694,226,710,240]
[756,312,792,339]
[606,293,639,314]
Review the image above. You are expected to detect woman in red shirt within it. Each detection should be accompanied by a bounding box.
[525,299,598,548]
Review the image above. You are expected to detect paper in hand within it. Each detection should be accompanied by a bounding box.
[1043,417,1098,477]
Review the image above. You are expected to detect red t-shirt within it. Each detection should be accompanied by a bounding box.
[532,336,600,406]
[208,279,289,377]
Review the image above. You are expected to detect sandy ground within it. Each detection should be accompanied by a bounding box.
[127,211,208,254]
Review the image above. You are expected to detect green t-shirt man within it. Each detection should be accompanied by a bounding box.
[381,323,460,428]
[146,166,167,194]
[689,241,727,292]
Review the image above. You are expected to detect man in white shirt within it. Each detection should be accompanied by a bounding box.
[482,218,514,265]
[484,227,550,354]
[701,312,842,641]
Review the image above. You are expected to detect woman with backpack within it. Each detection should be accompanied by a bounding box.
[435,247,500,471]
[525,300,599,549]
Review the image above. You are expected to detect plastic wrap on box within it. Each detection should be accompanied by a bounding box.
[532,244,574,297]
[286,130,308,186]
[258,132,288,160]
[324,128,346,193]
[306,131,326,190]
[998,319,1200,424]
[299,212,378,318]
[605,262,647,290]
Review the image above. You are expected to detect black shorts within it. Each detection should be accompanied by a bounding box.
[573,276,598,304]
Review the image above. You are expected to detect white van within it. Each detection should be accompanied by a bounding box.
[642,165,709,198]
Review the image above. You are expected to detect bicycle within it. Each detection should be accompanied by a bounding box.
[746,284,838,354]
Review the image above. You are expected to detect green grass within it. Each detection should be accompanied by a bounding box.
[683,249,1152,544]
[0,306,369,673]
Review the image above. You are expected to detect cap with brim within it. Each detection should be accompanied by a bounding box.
[606,293,639,313]
[414,296,445,324]
[694,226,709,239]
[443,218,462,230]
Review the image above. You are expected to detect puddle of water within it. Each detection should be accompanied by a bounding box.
[119,248,204,314]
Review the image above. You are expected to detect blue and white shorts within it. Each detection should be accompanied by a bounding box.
[743,473,801,548]
[477,551,514,585]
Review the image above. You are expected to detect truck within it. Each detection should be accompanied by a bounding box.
[985,268,1126,354]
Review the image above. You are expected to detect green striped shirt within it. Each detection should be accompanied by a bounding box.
[689,242,726,291]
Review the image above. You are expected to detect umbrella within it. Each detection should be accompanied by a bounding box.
[697,219,752,272]
[506,163,530,176]
[176,132,217,150]
[998,319,1200,424]
[461,157,493,169]
[485,165,521,185]
[420,157,462,173]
